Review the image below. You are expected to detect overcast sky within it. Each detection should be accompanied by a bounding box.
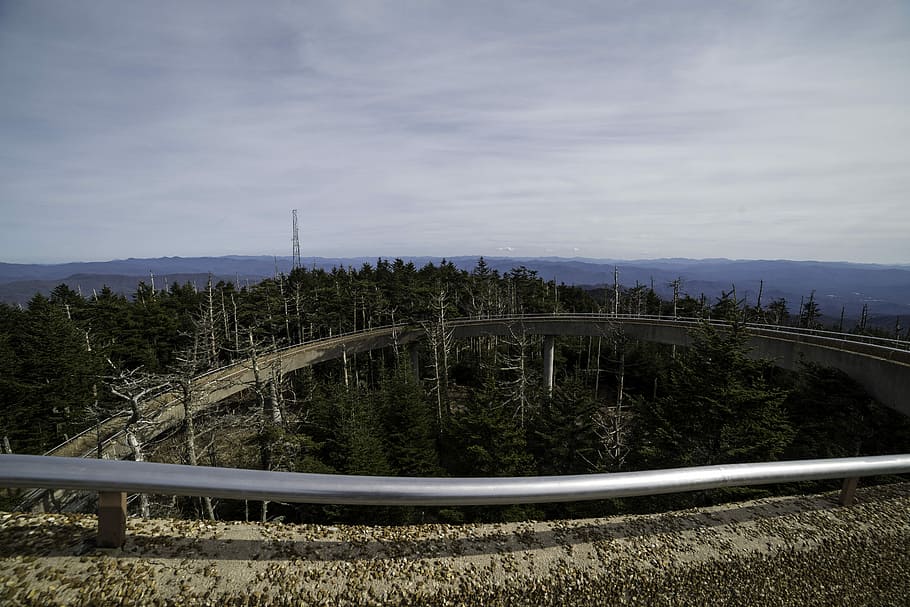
[1,1,908,264]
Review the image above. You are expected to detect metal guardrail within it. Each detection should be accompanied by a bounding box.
[4,453,909,505]
[2,453,908,547]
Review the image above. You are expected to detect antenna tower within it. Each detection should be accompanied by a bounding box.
[292,209,301,270]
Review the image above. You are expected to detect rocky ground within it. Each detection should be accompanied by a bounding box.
[1,482,908,606]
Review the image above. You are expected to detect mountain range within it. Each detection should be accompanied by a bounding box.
[1,256,908,327]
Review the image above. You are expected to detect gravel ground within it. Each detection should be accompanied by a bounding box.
[1,483,908,606]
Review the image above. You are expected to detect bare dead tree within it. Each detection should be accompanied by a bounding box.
[498,324,536,429]
[592,334,603,397]
[613,266,620,316]
[230,292,241,354]
[169,323,217,521]
[422,284,455,426]
[83,384,108,460]
[202,276,220,366]
[278,275,292,344]
[234,329,288,521]
[220,287,231,353]
[75,329,114,460]
[293,281,304,344]
[105,365,169,518]
[669,277,681,318]
[592,333,633,471]
[588,319,622,399]
[465,272,504,360]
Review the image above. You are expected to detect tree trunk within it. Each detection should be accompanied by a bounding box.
[126,430,150,518]
[594,336,602,398]
[613,349,626,464]
[206,277,218,365]
[183,384,215,520]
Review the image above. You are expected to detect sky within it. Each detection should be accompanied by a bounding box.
[1,1,909,265]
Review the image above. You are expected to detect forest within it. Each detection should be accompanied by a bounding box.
[1,257,908,523]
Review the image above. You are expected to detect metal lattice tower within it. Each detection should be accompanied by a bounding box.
[292,209,301,270]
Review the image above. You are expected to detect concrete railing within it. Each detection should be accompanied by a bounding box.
[2,453,908,548]
[451,313,910,353]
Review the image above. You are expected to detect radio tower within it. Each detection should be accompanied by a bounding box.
[292,209,301,270]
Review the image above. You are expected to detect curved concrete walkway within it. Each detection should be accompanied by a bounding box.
[19,315,910,513]
[47,315,910,464]
[449,315,910,414]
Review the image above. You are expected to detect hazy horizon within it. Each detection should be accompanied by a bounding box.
[3,252,908,269]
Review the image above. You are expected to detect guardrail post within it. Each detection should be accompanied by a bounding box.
[839,477,859,506]
[98,491,127,548]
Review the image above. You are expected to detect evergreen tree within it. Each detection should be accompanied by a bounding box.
[530,377,599,475]
[443,370,536,478]
[766,298,790,326]
[711,289,743,323]
[343,389,392,477]
[799,291,822,328]
[376,365,440,476]
[10,295,101,452]
[0,304,28,451]
[638,322,794,468]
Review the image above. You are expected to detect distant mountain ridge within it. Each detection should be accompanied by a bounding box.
[1,255,908,324]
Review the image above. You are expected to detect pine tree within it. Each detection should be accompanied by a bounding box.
[530,377,599,475]
[0,304,29,451]
[638,322,793,468]
[444,369,536,478]
[12,295,101,452]
[340,386,391,477]
[376,365,440,476]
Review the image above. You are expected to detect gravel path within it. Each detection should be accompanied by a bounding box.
[1,483,908,606]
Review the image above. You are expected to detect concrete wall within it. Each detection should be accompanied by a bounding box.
[450,317,909,416]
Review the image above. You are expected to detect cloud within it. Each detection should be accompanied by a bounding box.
[1,1,908,263]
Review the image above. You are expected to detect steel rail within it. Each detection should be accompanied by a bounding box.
[2,454,908,506]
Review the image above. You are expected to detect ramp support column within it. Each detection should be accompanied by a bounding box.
[543,336,555,395]
[408,343,420,381]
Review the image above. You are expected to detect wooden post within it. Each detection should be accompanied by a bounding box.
[839,477,859,506]
[98,491,127,548]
